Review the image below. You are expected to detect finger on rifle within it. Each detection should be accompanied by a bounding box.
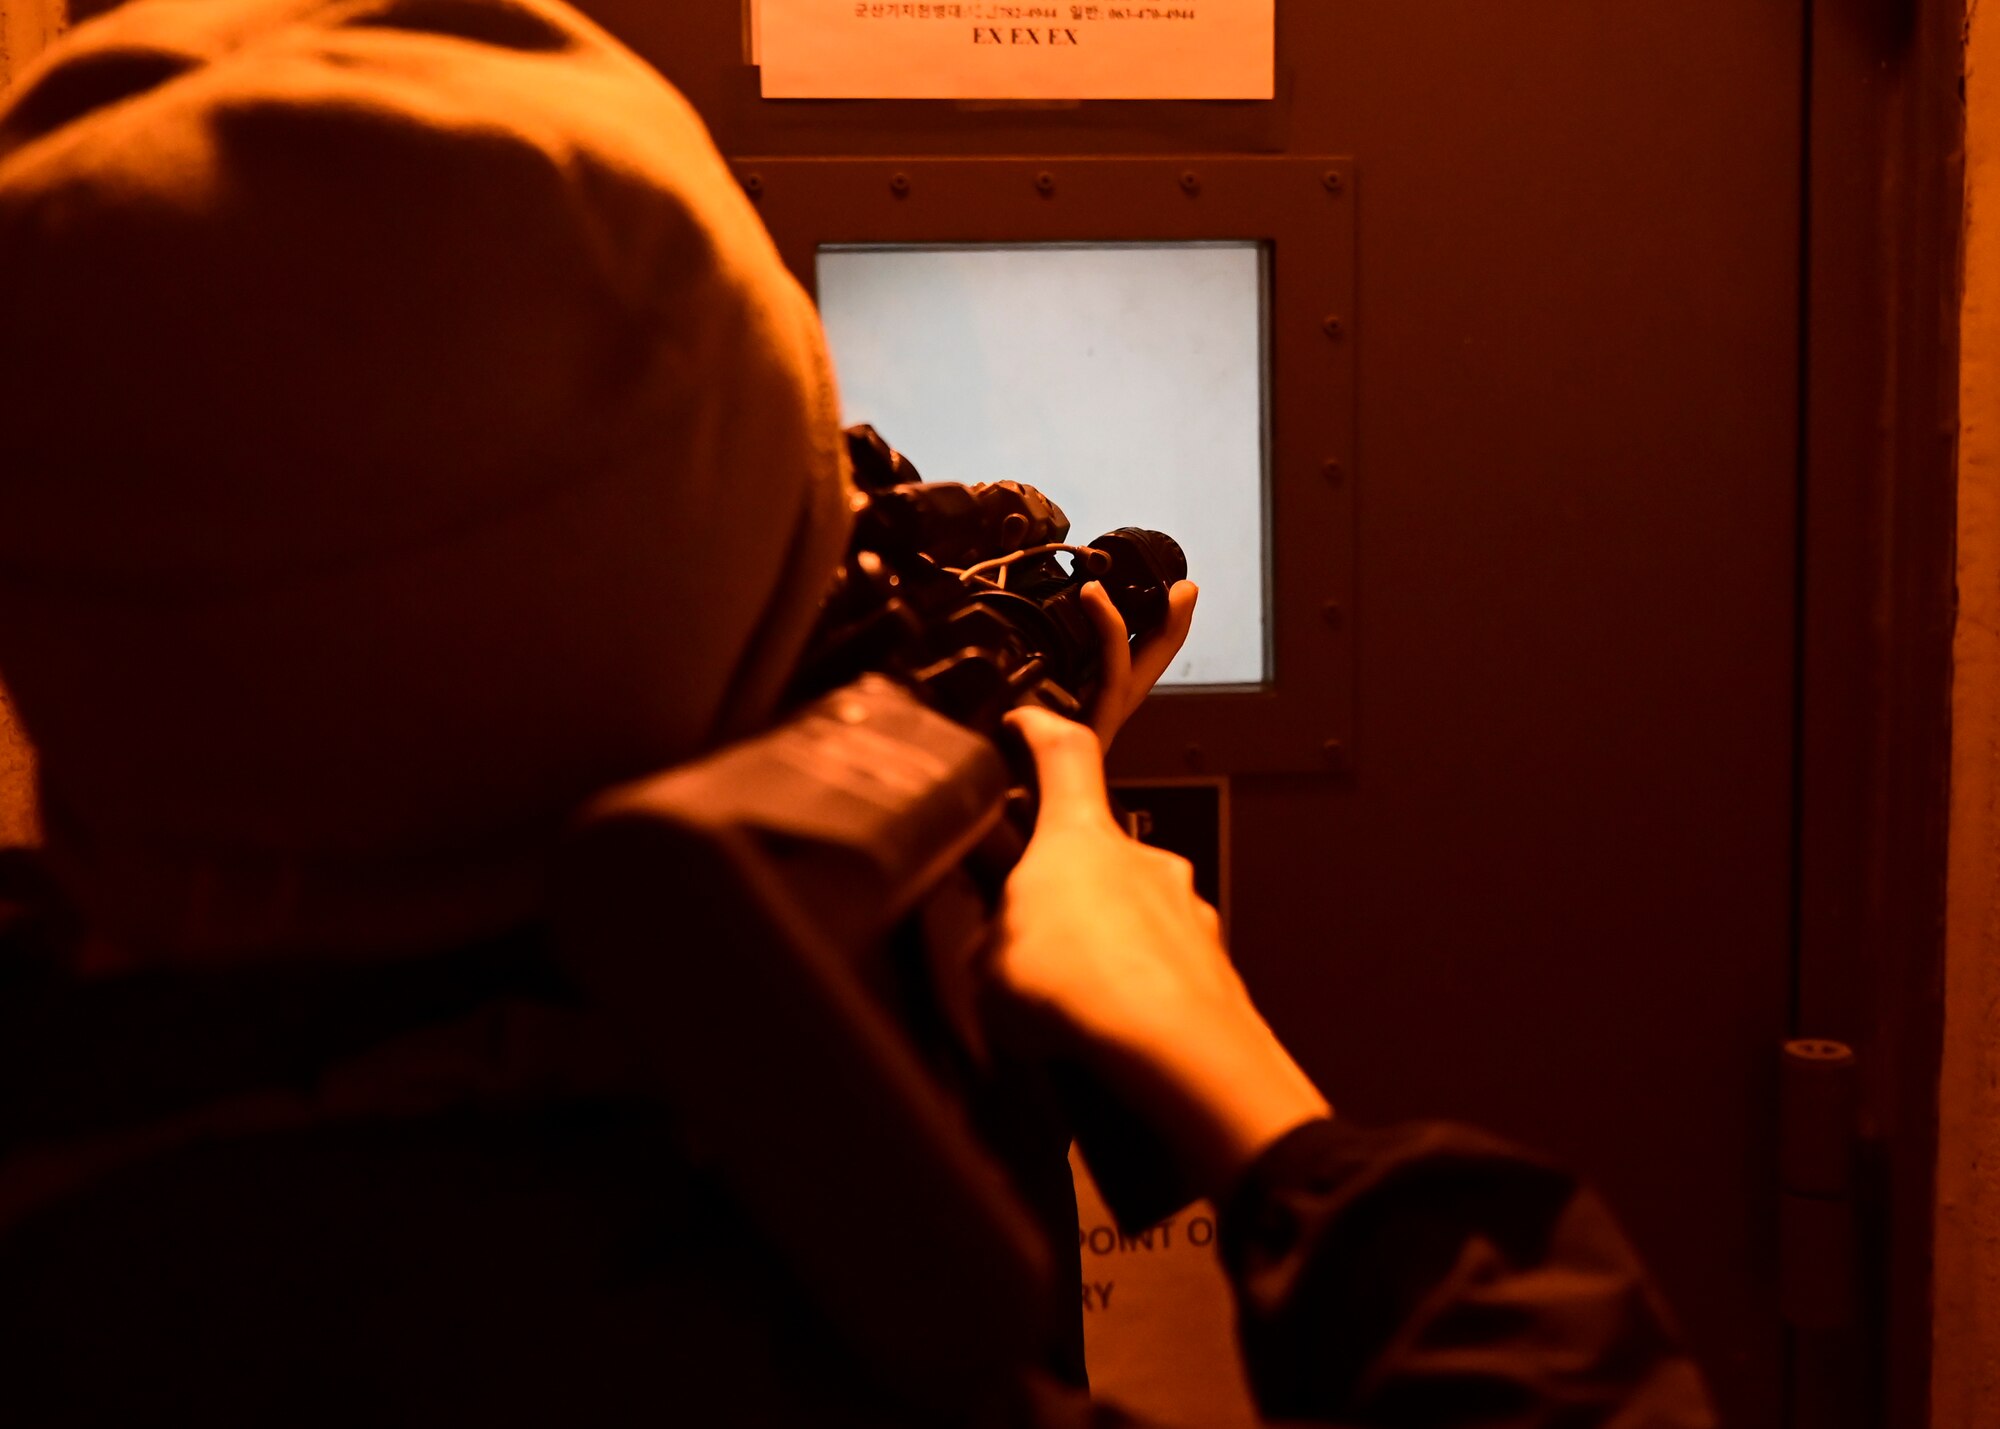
[1005,706,1118,830]
[1128,581,1199,695]
[1080,581,1134,744]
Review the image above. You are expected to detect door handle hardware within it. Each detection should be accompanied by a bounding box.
[1779,1039,1860,1330]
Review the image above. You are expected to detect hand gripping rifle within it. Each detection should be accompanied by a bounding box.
[552,428,1190,1414]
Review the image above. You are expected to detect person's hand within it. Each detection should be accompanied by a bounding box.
[987,705,1330,1199]
[1082,579,1197,751]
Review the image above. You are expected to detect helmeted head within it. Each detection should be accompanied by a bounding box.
[0,0,852,961]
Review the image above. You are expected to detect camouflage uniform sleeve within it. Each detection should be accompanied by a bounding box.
[1216,1118,1720,1429]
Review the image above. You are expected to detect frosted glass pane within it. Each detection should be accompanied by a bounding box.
[816,243,1268,687]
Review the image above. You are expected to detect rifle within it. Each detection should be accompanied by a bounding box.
[552,428,1192,1415]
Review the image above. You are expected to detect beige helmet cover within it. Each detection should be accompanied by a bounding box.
[0,0,853,961]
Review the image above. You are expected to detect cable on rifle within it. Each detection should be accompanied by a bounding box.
[953,544,1111,591]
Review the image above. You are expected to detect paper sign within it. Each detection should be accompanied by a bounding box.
[757,0,1274,100]
[1071,1151,1260,1427]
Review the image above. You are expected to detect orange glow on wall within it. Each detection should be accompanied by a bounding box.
[1937,7,2000,1421]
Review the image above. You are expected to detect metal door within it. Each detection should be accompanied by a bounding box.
[578,5,1836,1423]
